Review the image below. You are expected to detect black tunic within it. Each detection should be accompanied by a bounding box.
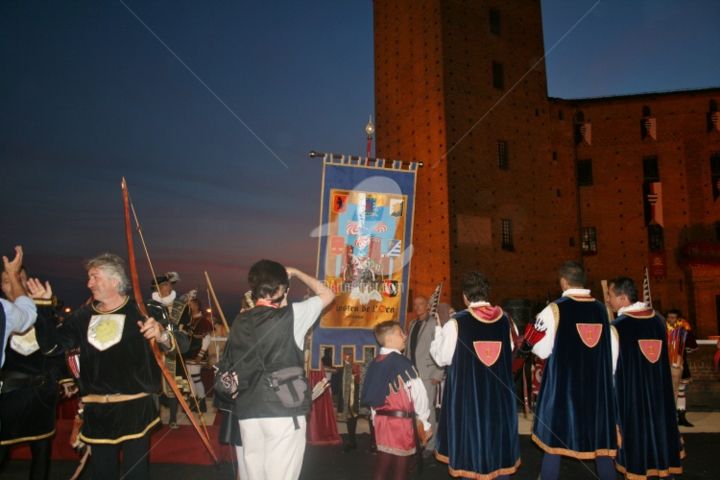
[34,298,161,443]
[1,317,67,445]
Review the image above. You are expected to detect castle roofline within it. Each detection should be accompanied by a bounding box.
[549,86,720,104]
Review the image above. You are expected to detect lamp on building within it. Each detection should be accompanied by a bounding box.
[365,115,375,159]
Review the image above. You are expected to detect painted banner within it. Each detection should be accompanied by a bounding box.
[310,153,418,369]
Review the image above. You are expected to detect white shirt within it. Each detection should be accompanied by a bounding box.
[430,302,514,367]
[618,301,649,317]
[1,296,37,367]
[531,288,619,373]
[372,347,431,430]
[291,296,323,349]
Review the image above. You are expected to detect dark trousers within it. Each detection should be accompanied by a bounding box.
[0,439,52,480]
[90,434,151,480]
[541,453,615,480]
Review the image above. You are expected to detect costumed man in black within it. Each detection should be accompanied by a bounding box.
[146,272,191,429]
[608,277,683,479]
[430,272,520,479]
[225,260,334,480]
[31,253,179,480]
[185,297,212,414]
[0,267,70,480]
[666,309,697,427]
[526,261,618,480]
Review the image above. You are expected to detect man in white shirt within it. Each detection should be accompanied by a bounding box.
[1,246,37,368]
[225,260,334,480]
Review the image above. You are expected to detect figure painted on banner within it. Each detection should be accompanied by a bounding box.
[0,265,70,480]
[404,295,444,458]
[362,321,431,480]
[608,277,684,479]
[30,253,180,480]
[185,297,212,414]
[527,261,618,480]
[225,261,334,480]
[1,247,38,368]
[146,272,191,429]
[430,272,520,479]
[666,308,698,427]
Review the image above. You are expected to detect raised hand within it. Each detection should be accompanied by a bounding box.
[27,278,53,300]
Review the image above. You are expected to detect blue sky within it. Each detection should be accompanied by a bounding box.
[1,0,718,311]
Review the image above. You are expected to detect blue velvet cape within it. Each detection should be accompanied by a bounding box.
[532,295,617,458]
[435,308,520,477]
[613,309,684,478]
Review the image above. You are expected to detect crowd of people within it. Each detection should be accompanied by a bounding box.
[0,246,708,480]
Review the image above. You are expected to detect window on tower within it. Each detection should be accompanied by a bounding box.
[643,155,660,182]
[581,227,597,255]
[501,219,514,251]
[497,140,509,169]
[648,224,664,252]
[489,8,501,35]
[711,152,720,200]
[576,159,593,186]
[492,62,504,89]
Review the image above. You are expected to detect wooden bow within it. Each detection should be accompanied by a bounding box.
[121,178,218,464]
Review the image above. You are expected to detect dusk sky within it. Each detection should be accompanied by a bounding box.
[2,0,719,313]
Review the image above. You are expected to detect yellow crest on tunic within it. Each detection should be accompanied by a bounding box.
[87,314,126,351]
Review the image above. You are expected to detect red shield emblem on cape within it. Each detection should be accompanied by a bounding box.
[473,341,502,367]
[576,323,602,348]
[638,339,662,364]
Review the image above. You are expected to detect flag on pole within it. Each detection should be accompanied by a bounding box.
[647,182,664,227]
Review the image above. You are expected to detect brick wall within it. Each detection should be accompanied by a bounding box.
[374,1,720,326]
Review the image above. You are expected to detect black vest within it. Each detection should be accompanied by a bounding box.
[230,305,310,419]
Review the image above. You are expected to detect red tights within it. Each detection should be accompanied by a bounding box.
[372,451,414,480]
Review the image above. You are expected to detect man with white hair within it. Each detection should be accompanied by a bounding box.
[32,253,177,480]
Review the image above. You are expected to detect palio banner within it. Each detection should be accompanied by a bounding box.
[310,153,418,369]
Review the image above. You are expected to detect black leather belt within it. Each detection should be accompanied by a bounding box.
[0,372,48,394]
[375,409,415,419]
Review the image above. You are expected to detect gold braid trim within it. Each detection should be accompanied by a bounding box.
[434,452,521,479]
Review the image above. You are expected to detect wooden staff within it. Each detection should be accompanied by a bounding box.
[204,271,231,333]
[600,280,615,322]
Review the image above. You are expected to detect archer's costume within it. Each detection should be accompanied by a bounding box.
[430,303,521,479]
[613,303,683,479]
[0,303,70,479]
[667,317,697,425]
[362,349,430,456]
[147,289,191,426]
[531,289,618,459]
[34,297,168,443]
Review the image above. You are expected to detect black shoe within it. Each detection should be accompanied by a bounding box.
[678,410,694,427]
[342,442,357,453]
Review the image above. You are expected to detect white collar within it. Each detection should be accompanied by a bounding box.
[380,347,402,355]
[618,301,649,316]
[562,288,590,297]
[467,300,491,308]
[152,290,176,306]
